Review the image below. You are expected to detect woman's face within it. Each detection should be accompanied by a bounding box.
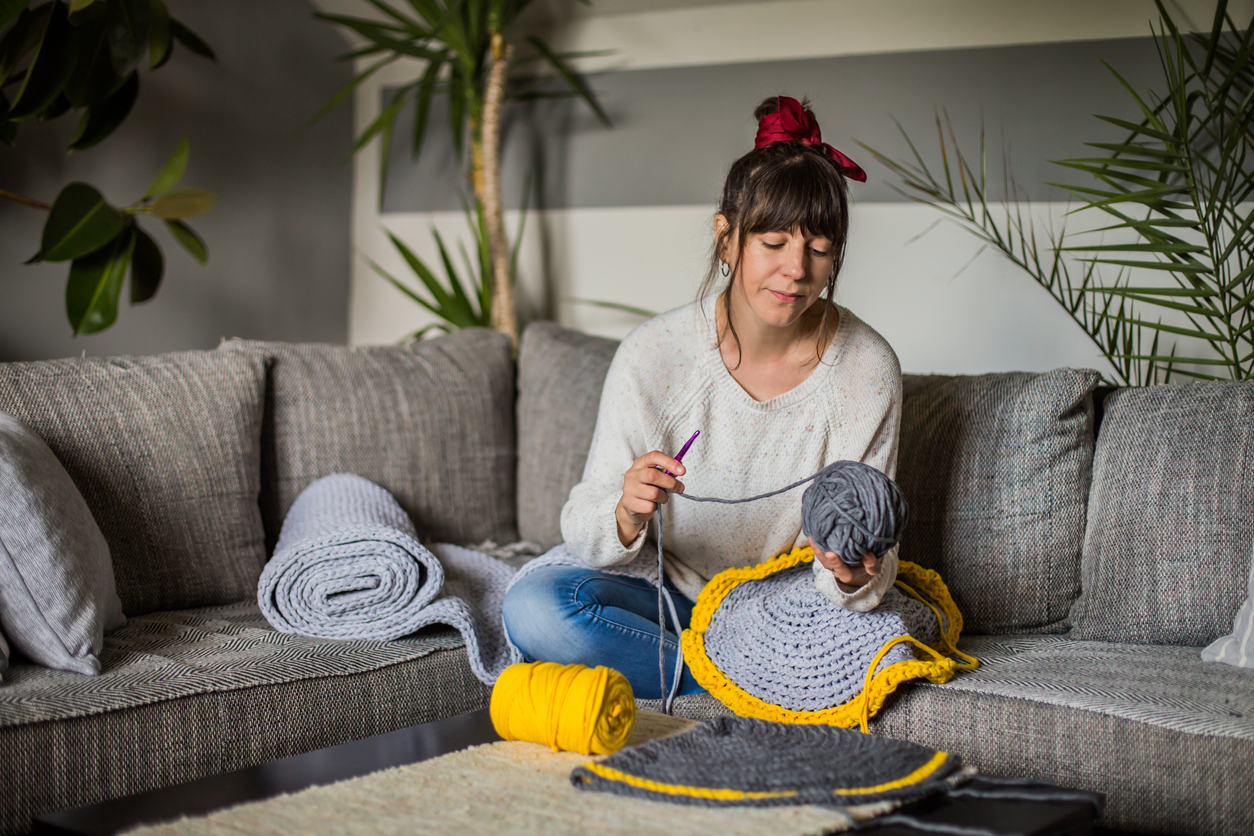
[720,221,835,330]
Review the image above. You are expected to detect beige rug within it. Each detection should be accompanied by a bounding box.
[125,713,922,836]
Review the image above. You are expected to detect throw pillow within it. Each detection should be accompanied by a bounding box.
[0,351,269,617]
[895,369,1101,634]
[0,413,125,675]
[221,329,518,552]
[1202,536,1254,668]
[515,322,620,549]
[1070,381,1254,646]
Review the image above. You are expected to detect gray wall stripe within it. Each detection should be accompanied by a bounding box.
[381,35,1162,212]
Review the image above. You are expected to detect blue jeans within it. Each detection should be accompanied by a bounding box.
[502,564,706,699]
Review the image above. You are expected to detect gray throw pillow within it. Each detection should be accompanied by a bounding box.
[515,322,620,549]
[1070,381,1254,646]
[0,626,8,680]
[896,369,1101,634]
[0,351,269,617]
[221,329,518,552]
[1203,537,1254,668]
[0,413,125,675]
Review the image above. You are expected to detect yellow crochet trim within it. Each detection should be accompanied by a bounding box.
[680,545,979,731]
[576,749,953,801]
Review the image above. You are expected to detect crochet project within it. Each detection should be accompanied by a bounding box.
[571,716,962,807]
[682,546,977,730]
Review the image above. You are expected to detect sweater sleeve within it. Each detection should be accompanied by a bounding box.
[813,332,904,610]
[559,343,652,568]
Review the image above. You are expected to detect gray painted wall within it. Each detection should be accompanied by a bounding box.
[0,0,352,362]
[381,36,1163,212]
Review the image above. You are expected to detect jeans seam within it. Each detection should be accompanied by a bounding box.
[568,576,681,648]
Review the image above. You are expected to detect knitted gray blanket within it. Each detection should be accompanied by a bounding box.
[257,473,521,684]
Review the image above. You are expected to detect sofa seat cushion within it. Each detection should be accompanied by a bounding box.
[0,602,489,836]
[871,634,1254,835]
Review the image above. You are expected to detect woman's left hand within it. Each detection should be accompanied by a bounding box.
[809,538,880,592]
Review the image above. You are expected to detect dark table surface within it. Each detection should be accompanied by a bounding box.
[34,708,1099,836]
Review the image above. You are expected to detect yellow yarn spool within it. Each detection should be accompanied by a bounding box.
[490,661,636,755]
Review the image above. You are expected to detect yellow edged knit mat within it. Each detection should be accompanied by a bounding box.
[682,547,979,728]
[123,712,955,836]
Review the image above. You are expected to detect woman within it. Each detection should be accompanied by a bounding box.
[503,96,902,698]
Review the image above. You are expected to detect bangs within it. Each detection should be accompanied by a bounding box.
[739,152,846,243]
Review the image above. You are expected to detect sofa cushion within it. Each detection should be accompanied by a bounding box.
[0,414,124,675]
[0,351,269,616]
[222,329,517,552]
[870,634,1254,835]
[0,601,489,836]
[1070,381,1254,646]
[895,370,1101,634]
[515,322,620,549]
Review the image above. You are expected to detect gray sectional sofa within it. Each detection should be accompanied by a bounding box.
[0,322,1251,835]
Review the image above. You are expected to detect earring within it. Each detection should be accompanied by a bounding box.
[720,261,731,278]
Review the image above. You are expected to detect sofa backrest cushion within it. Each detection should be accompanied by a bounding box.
[516,322,619,549]
[0,351,269,616]
[223,329,517,551]
[1070,381,1254,646]
[896,369,1100,634]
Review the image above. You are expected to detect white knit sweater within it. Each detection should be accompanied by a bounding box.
[560,297,903,610]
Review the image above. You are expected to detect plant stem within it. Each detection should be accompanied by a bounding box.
[0,189,52,210]
[481,31,516,347]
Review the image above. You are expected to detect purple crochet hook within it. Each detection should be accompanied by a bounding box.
[664,430,700,476]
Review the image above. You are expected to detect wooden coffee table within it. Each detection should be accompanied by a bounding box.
[33,708,1103,836]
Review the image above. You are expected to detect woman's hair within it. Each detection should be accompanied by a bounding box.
[699,97,851,365]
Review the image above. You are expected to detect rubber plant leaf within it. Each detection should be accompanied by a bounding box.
[69,69,138,150]
[64,2,125,107]
[69,0,97,10]
[66,226,136,335]
[105,0,149,78]
[143,137,189,198]
[148,187,216,219]
[9,2,78,121]
[130,226,163,303]
[31,182,127,263]
[165,219,207,263]
[0,0,27,32]
[168,18,214,60]
[148,0,171,68]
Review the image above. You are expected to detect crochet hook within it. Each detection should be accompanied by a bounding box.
[664,430,700,476]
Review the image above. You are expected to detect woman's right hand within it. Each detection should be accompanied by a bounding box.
[615,451,685,547]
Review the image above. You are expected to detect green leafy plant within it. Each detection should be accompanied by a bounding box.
[314,0,610,345]
[1,0,215,334]
[861,0,1254,385]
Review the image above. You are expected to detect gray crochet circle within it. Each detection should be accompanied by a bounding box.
[703,564,940,711]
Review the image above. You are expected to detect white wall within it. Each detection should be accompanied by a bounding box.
[332,0,1241,378]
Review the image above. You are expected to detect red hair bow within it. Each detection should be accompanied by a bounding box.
[754,96,867,183]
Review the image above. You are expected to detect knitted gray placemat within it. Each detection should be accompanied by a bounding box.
[571,716,961,807]
[703,563,940,712]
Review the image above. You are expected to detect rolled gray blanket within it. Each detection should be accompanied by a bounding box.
[257,473,520,683]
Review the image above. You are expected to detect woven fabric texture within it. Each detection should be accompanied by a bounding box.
[1070,381,1254,645]
[0,605,487,836]
[895,370,1099,634]
[1204,538,1254,668]
[0,351,268,616]
[221,329,518,552]
[0,414,124,675]
[515,322,619,549]
[573,716,960,808]
[871,633,1254,835]
[701,565,939,712]
[260,474,521,682]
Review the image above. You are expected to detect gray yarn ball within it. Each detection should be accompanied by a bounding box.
[800,460,908,566]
